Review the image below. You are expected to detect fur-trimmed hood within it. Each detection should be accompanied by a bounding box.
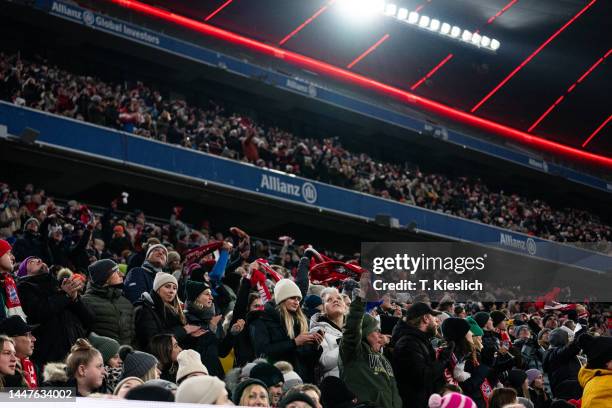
[43,362,68,384]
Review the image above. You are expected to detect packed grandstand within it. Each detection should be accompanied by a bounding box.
[0,0,611,407]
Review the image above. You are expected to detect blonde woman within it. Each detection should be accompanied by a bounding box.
[310,287,346,378]
[232,378,270,407]
[250,279,323,383]
[64,338,106,396]
[0,335,21,390]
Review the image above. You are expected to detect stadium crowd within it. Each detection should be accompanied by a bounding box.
[0,180,611,408]
[1,52,611,254]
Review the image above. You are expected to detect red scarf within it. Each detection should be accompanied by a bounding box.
[1,272,26,320]
[250,259,283,304]
[20,357,38,389]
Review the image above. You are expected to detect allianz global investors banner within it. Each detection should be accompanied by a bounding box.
[361,242,612,303]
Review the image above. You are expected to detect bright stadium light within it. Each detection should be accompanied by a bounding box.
[450,26,461,38]
[407,11,419,24]
[480,36,491,48]
[337,0,382,23]
[440,22,451,35]
[384,3,397,16]
[418,15,430,28]
[490,39,501,50]
[462,30,472,42]
[471,32,481,45]
[429,19,440,31]
[397,7,408,20]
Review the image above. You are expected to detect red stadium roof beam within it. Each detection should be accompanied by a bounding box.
[105,0,612,168]
[471,0,598,113]
[414,0,433,14]
[528,48,611,132]
[582,115,611,148]
[204,0,233,22]
[347,34,390,69]
[279,0,336,46]
[410,0,518,91]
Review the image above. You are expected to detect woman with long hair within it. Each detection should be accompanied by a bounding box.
[149,334,182,383]
[309,287,346,379]
[64,338,106,396]
[250,278,323,383]
[0,335,22,390]
[134,272,205,352]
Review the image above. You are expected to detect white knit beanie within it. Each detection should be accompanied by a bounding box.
[176,349,208,383]
[152,272,178,292]
[176,375,226,404]
[274,279,302,304]
[146,243,168,260]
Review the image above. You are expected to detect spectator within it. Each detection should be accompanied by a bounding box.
[392,302,447,408]
[250,362,286,407]
[81,259,135,345]
[87,332,121,393]
[124,244,168,304]
[488,388,518,408]
[542,328,582,400]
[577,334,612,408]
[64,338,106,397]
[309,287,346,379]
[250,278,322,383]
[175,375,231,405]
[0,316,38,388]
[113,376,144,398]
[525,369,551,408]
[175,349,208,385]
[17,260,93,368]
[149,334,182,383]
[118,346,159,381]
[0,239,26,320]
[292,384,323,408]
[278,391,317,408]
[340,275,401,408]
[232,378,270,407]
[427,392,476,408]
[0,335,22,389]
[109,225,133,256]
[319,376,357,408]
[12,218,48,263]
[124,383,175,402]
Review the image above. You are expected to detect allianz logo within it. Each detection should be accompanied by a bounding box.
[260,175,317,204]
[500,233,537,255]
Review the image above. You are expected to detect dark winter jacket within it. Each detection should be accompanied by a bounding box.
[529,387,552,408]
[81,282,135,346]
[340,297,402,408]
[17,273,94,368]
[229,276,257,366]
[123,261,160,304]
[250,301,321,383]
[391,319,447,408]
[542,340,582,400]
[12,231,49,263]
[133,291,187,352]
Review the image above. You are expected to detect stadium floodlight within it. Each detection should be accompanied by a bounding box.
[407,11,419,24]
[384,3,397,16]
[397,8,408,20]
[450,26,461,38]
[440,22,451,35]
[490,39,500,50]
[429,19,440,31]
[480,36,491,48]
[337,0,382,22]
[462,30,472,42]
[418,15,430,28]
[471,32,481,45]
[372,0,385,13]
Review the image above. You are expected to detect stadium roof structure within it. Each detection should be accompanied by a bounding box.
[103,0,611,166]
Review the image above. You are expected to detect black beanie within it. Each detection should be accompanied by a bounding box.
[579,333,612,369]
[473,311,490,328]
[250,362,284,387]
[508,368,528,390]
[279,391,316,408]
[125,384,175,402]
[88,259,118,286]
[490,310,507,327]
[320,376,355,408]
[184,279,210,302]
[232,379,269,405]
[549,400,575,408]
[441,318,471,342]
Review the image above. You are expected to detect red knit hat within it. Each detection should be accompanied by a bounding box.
[0,239,11,258]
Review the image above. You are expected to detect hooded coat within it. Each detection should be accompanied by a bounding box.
[17,272,94,368]
[578,367,612,408]
[340,297,402,408]
[81,281,135,346]
[309,312,343,379]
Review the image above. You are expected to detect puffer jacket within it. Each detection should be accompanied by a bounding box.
[250,301,321,383]
[81,281,135,346]
[578,367,612,408]
[542,340,582,400]
[133,291,187,352]
[310,312,343,378]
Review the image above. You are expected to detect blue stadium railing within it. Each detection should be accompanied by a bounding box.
[31,0,612,195]
[1,101,611,273]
